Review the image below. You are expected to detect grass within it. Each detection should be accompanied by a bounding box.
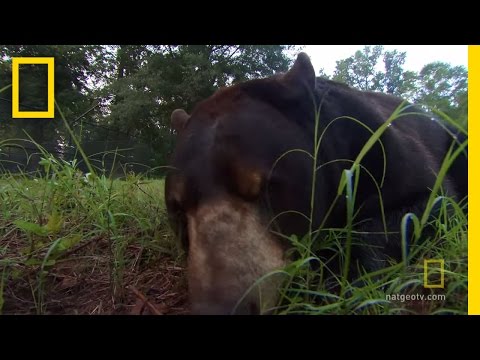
[0,88,187,315]
[263,202,467,315]
[0,154,186,314]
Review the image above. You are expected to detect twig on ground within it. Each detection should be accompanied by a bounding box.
[128,285,165,315]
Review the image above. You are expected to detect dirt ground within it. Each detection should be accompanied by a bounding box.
[2,237,190,315]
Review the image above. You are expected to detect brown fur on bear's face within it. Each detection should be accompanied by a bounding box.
[165,54,320,314]
[166,90,314,314]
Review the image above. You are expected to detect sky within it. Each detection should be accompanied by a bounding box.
[303,45,468,76]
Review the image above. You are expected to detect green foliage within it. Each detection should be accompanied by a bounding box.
[416,62,468,127]
[317,68,330,79]
[383,50,418,97]
[0,45,297,170]
[102,45,295,164]
[0,148,177,314]
[0,45,105,146]
[0,45,468,165]
[330,46,467,127]
[333,45,385,91]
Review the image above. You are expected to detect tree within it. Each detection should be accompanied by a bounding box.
[318,68,330,79]
[0,45,104,146]
[332,45,385,91]
[415,62,468,126]
[383,49,417,97]
[103,45,297,164]
[330,46,468,127]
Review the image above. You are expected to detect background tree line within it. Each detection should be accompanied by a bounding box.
[0,45,468,173]
[326,45,468,126]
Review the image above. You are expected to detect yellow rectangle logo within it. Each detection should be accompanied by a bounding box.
[424,259,445,289]
[12,57,55,118]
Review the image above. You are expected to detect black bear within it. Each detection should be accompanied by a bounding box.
[165,52,467,314]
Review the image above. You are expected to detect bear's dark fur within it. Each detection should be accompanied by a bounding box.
[165,53,467,314]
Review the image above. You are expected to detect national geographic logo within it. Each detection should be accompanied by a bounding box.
[424,259,445,289]
[11,57,55,118]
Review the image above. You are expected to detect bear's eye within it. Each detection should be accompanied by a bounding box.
[232,166,264,200]
[238,170,263,199]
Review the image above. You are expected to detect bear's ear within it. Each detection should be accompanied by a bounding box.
[171,109,190,133]
[283,52,316,93]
